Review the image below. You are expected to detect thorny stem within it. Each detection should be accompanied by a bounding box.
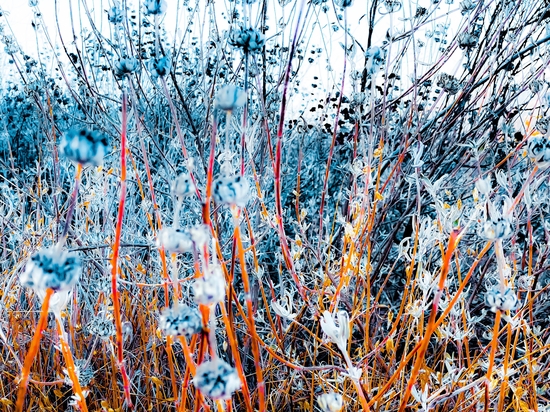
[110,91,133,408]
[15,288,53,412]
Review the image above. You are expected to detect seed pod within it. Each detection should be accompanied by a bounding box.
[159,304,202,339]
[317,393,344,412]
[193,358,241,400]
[215,85,247,111]
[213,175,250,207]
[60,128,109,166]
[87,316,116,340]
[20,248,81,292]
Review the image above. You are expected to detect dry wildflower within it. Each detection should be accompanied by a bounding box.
[193,358,241,400]
[317,392,344,412]
[215,85,247,111]
[229,28,265,53]
[156,227,193,253]
[144,0,167,15]
[159,304,202,339]
[87,316,116,340]
[114,57,139,79]
[20,248,81,292]
[60,128,108,166]
[485,287,519,312]
[479,218,512,240]
[527,136,550,168]
[171,173,196,199]
[213,175,251,207]
[193,266,225,305]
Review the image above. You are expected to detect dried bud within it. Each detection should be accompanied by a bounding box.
[479,218,512,240]
[485,287,518,312]
[149,56,170,77]
[60,128,109,166]
[317,393,344,412]
[171,173,196,199]
[193,266,225,305]
[215,85,247,111]
[107,4,124,23]
[193,358,241,400]
[365,46,385,76]
[144,0,167,15]
[159,304,202,339]
[213,175,250,207]
[20,248,81,292]
[527,136,550,168]
[229,28,265,53]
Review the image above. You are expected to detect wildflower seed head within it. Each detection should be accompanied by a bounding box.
[107,4,124,24]
[64,359,94,388]
[193,358,241,400]
[87,316,116,340]
[193,266,225,305]
[114,57,139,79]
[144,0,167,15]
[479,218,512,240]
[159,304,202,338]
[215,84,247,111]
[381,0,402,13]
[335,0,353,7]
[365,46,385,76]
[20,248,81,292]
[157,227,194,253]
[229,27,265,54]
[171,173,196,199]
[60,128,109,166]
[458,32,479,49]
[437,73,461,95]
[527,136,550,168]
[149,56,170,77]
[213,175,250,207]
[485,287,518,312]
[317,392,344,412]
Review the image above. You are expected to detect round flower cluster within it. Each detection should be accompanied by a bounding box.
[485,287,518,312]
[20,248,81,292]
[213,175,250,207]
[228,28,265,54]
[527,136,550,168]
[317,392,344,412]
[60,128,109,166]
[157,224,210,253]
[159,304,202,339]
[171,173,196,199]
[193,358,241,400]
[193,266,225,305]
[215,85,247,112]
[479,217,512,240]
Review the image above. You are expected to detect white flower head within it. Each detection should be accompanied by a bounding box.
[159,304,202,338]
[479,217,512,240]
[215,85,247,111]
[193,358,242,400]
[156,227,193,253]
[527,136,550,168]
[317,392,344,412]
[213,175,250,207]
[485,287,519,312]
[20,248,81,292]
[475,175,492,196]
[320,310,349,348]
[60,128,109,166]
[171,173,196,199]
[193,266,225,305]
[271,291,297,321]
